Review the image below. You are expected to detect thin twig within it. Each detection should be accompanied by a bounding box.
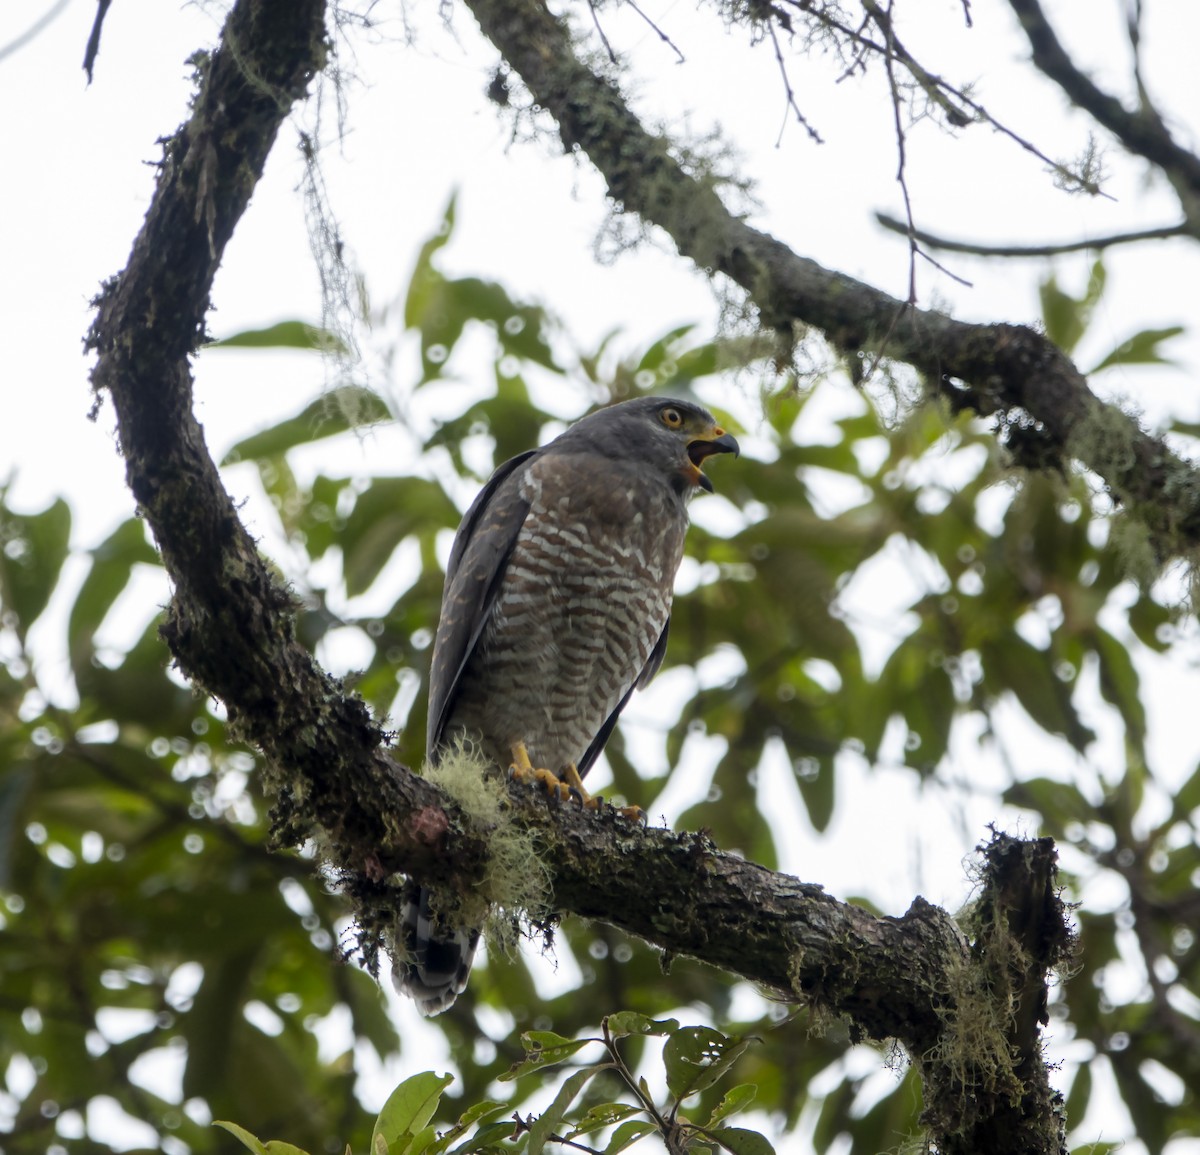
[782,0,1113,197]
[766,19,822,146]
[916,248,973,287]
[624,0,685,63]
[870,0,918,304]
[875,214,1188,256]
[587,0,619,65]
[0,0,72,67]
[858,0,923,379]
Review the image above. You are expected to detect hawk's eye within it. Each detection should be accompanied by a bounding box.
[660,407,683,428]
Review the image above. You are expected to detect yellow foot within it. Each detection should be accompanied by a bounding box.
[508,746,645,820]
[509,742,569,802]
[561,763,644,821]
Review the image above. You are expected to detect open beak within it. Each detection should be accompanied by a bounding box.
[686,427,740,493]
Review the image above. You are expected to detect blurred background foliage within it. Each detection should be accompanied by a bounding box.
[1,204,1198,1154]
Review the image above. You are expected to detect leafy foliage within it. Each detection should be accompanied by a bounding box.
[218,1018,770,1155]
[2,207,1197,1153]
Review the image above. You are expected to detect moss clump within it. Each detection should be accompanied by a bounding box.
[422,740,552,951]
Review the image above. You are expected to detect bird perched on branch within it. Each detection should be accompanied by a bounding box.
[394,396,739,1015]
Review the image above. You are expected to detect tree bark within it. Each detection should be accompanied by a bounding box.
[85,2,1070,1151]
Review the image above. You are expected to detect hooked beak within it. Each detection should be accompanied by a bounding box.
[686,427,740,493]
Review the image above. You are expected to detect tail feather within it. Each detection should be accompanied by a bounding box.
[393,883,480,1017]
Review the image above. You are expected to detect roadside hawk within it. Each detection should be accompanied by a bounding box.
[394,396,739,1015]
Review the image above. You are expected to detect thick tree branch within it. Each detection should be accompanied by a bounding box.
[1005,0,1200,234]
[467,0,1200,564]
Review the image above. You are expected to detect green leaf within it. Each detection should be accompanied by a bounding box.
[371,1072,455,1155]
[1064,1060,1091,1130]
[663,1027,753,1101]
[527,1068,599,1155]
[796,756,836,832]
[222,386,391,464]
[76,618,194,731]
[213,1120,271,1155]
[67,517,158,677]
[501,1032,595,1081]
[981,636,1093,752]
[1039,260,1104,355]
[207,320,348,353]
[456,1100,511,1128]
[604,1012,680,1039]
[566,1103,643,1138]
[1086,324,1183,374]
[1172,761,1200,822]
[340,477,459,596]
[603,1119,659,1155]
[184,948,261,1101]
[1091,627,1146,758]
[449,1121,519,1155]
[0,496,71,638]
[213,1122,313,1155]
[706,1084,757,1127]
[405,194,459,333]
[708,1126,775,1155]
[1003,777,1093,833]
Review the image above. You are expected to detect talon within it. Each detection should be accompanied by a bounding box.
[509,742,570,802]
[617,804,647,824]
[561,762,601,810]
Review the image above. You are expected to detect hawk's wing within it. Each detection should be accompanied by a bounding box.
[576,616,671,778]
[426,449,539,759]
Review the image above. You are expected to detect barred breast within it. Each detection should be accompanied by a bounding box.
[445,451,688,774]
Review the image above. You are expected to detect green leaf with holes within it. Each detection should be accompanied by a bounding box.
[663,1027,753,1101]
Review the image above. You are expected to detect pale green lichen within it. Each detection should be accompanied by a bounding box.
[421,739,552,951]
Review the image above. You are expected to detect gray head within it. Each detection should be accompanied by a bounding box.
[553,396,740,496]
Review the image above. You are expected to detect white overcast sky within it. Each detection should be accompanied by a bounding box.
[3,0,1200,1145]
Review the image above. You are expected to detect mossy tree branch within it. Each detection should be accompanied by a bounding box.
[85,2,1070,1152]
[466,0,1200,567]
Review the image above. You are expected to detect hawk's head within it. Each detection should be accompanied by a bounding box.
[567,396,740,495]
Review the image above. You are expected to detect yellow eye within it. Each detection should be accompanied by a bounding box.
[660,407,683,428]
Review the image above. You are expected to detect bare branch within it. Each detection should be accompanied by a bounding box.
[875,213,1189,257]
[83,0,112,82]
[779,0,1111,196]
[865,0,918,304]
[0,0,72,67]
[1007,0,1200,233]
[622,0,685,64]
[765,19,822,146]
[586,0,618,66]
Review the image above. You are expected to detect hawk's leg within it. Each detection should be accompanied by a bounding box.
[509,742,570,802]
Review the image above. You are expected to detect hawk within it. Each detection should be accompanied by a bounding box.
[395,396,739,1015]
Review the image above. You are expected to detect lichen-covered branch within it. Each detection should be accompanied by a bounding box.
[467,0,1200,565]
